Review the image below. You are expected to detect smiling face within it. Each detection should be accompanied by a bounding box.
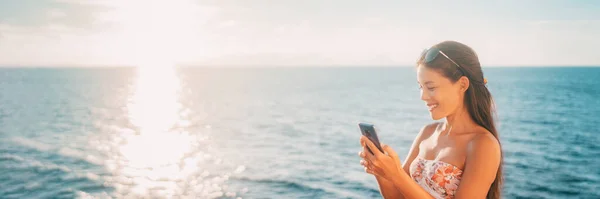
[417,65,467,120]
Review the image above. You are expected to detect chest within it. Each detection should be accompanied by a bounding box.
[417,133,469,170]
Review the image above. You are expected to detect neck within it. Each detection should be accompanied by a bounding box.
[443,104,475,136]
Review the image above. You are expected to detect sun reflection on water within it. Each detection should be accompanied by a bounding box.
[92,63,246,198]
[121,65,194,197]
[98,65,205,198]
[127,64,183,135]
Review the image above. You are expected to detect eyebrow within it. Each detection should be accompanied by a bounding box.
[417,81,435,85]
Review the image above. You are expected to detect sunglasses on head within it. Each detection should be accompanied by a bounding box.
[420,47,463,71]
[420,48,488,84]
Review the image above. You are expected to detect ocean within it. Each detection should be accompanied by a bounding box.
[0,67,599,199]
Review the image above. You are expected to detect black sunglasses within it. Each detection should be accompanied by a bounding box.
[420,48,488,84]
[420,48,463,71]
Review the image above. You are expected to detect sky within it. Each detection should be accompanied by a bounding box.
[0,0,599,67]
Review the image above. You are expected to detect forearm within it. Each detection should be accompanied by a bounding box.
[390,171,435,199]
[375,175,404,199]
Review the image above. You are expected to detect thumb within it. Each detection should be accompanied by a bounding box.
[382,144,400,163]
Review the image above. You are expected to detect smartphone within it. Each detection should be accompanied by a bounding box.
[358,123,384,154]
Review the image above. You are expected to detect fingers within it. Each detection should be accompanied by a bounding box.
[360,136,368,147]
[363,145,376,160]
[382,144,398,159]
[358,149,365,158]
[362,160,375,175]
[359,149,376,173]
[382,144,401,165]
[364,166,373,174]
[359,146,376,165]
[359,136,381,176]
[360,159,368,167]
[363,138,383,157]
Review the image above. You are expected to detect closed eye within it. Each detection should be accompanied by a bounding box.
[417,81,436,91]
[418,85,436,91]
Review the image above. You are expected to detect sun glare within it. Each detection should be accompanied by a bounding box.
[113,63,192,196]
[100,1,208,197]
[109,0,200,67]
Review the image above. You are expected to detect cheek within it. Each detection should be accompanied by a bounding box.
[434,89,460,110]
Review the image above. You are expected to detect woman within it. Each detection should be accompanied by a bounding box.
[358,41,503,199]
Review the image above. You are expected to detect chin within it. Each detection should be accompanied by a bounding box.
[429,111,445,120]
[430,115,444,120]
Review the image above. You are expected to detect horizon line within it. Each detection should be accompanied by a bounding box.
[1,64,600,68]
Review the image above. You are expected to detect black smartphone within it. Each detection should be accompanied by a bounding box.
[358,123,384,154]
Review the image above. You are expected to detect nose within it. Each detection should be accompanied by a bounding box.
[420,88,429,101]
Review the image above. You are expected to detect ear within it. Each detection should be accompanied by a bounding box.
[458,76,470,93]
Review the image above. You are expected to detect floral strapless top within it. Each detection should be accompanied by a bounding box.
[409,157,463,199]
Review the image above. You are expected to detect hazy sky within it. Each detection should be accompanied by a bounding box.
[1,0,599,67]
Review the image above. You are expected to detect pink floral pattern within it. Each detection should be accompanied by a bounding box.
[410,157,463,199]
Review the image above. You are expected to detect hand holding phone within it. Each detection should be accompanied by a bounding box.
[358,123,384,155]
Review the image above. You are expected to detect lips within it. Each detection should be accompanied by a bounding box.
[427,103,438,111]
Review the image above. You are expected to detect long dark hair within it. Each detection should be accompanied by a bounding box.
[417,40,503,199]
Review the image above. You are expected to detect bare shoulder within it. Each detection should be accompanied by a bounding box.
[416,122,440,140]
[466,128,501,161]
[454,128,502,197]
